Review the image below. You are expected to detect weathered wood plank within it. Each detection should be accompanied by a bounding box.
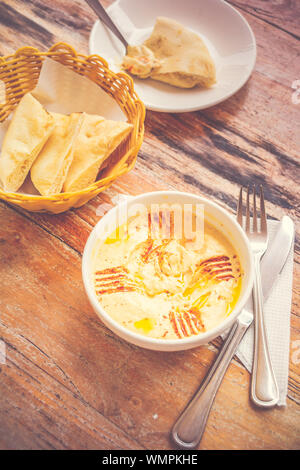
[0,334,144,450]
[0,204,145,449]
[1,199,299,450]
[0,0,91,56]
[228,0,300,39]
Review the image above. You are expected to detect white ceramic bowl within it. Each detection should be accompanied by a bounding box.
[82,191,254,351]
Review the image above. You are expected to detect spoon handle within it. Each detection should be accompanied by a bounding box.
[85,0,128,49]
[171,317,249,449]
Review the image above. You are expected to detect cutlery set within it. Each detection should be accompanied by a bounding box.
[172,186,294,449]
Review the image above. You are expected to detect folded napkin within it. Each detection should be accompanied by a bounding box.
[233,219,294,406]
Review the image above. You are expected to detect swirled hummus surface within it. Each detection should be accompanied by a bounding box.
[122,17,216,89]
[92,208,241,340]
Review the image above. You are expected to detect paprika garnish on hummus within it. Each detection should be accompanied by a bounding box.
[92,207,241,340]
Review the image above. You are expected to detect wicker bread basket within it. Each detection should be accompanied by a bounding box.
[0,43,145,213]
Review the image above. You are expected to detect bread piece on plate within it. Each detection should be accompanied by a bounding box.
[63,113,133,193]
[31,112,83,196]
[145,17,216,88]
[0,93,54,192]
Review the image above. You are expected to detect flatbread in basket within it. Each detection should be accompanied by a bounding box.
[0,93,54,192]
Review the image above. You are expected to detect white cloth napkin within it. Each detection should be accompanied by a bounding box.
[233,220,294,406]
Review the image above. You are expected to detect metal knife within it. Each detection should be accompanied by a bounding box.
[171,216,294,449]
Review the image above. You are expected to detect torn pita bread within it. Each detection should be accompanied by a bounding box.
[63,113,133,193]
[0,93,54,192]
[31,112,83,196]
[144,17,216,88]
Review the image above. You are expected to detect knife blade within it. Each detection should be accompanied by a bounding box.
[261,216,294,299]
[172,216,294,449]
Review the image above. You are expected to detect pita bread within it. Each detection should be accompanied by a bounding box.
[144,17,216,88]
[0,93,54,192]
[63,113,133,193]
[31,112,83,196]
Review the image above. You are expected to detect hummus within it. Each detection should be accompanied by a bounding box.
[92,208,241,340]
[122,17,216,89]
[122,45,161,79]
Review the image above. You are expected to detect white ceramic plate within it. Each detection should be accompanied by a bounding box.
[89,0,256,113]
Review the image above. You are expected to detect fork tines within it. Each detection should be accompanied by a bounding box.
[237,185,267,235]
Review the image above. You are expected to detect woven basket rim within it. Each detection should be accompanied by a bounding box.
[0,42,145,203]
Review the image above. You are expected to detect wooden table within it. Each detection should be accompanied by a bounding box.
[0,0,299,450]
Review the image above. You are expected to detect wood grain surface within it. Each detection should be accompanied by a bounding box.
[0,0,299,450]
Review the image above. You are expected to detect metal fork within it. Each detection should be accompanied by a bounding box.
[238,185,279,407]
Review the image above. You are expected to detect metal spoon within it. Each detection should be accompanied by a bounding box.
[85,0,129,49]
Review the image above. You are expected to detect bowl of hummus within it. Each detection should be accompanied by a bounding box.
[82,191,254,351]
